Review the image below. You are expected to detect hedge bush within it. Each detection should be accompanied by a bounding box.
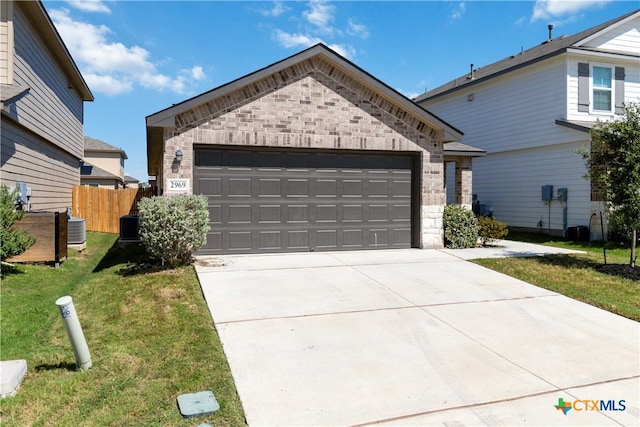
[138,194,209,267]
[477,216,509,247]
[0,185,35,261]
[443,205,478,249]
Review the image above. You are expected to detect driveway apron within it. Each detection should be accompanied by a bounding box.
[195,248,639,426]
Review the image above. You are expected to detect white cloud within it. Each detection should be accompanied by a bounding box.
[303,0,336,34]
[531,0,611,22]
[190,66,206,81]
[272,30,354,59]
[451,2,466,20]
[83,73,131,95]
[260,1,288,17]
[347,19,369,39]
[273,29,323,49]
[66,0,110,14]
[49,8,205,96]
[325,44,355,59]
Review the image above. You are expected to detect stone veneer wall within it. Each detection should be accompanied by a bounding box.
[162,57,446,247]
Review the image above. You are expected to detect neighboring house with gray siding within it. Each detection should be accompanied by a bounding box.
[416,10,639,239]
[147,44,484,254]
[81,136,127,188]
[0,0,93,211]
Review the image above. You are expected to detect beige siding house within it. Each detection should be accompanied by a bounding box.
[0,0,93,212]
[147,44,484,254]
[81,137,127,188]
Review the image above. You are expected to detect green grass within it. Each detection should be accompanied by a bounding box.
[474,232,640,321]
[1,232,246,427]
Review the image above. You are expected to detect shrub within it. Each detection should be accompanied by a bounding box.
[0,185,35,261]
[477,216,509,247]
[443,205,478,249]
[138,194,209,267]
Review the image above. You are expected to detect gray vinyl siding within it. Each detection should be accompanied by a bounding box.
[471,141,592,231]
[0,0,12,84]
[582,16,640,54]
[7,3,83,159]
[1,119,79,212]
[421,57,569,154]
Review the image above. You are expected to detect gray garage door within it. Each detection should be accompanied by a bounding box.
[194,147,415,254]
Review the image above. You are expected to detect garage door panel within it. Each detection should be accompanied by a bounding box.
[202,231,223,251]
[393,204,412,221]
[209,205,222,225]
[258,179,281,196]
[229,178,251,197]
[393,180,412,197]
[287,205,309,223]
[316,230,338,249]
[228,205,252,224]
[317,179,337,197]
[258,205,282,223]
[198,177,222,196]
[287,230,309,249]
[343,180,363,197]
[228,231,252,250]
[287,179,309,197]
[317,205,337,222]
[343,205,363,222]
[194,147,414,254]
[343,229,364,247]
[258,231,282,250]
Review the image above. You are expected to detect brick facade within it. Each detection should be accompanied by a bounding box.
[156,53,453,248]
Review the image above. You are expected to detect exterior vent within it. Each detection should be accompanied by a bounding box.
[68,217,86,244]
[119,215,139,240]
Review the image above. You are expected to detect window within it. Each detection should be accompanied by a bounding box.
[592,65,613,113]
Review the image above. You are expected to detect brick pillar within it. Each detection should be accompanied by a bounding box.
[420,153,445,248]
[455,157,473,208]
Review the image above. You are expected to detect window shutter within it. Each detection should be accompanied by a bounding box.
[577,63,589,112]
[614,67,625,114]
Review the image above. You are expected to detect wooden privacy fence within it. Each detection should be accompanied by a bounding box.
[72,186,156,233]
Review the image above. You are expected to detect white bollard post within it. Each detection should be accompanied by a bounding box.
[55,296,92,370]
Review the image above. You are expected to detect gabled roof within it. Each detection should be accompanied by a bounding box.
[20,1,93,101]
[147,43,462,140]
[146,44,466,175]
[80,162,122,181]
[415,9,639,102]
[124,175,139,183]
[84,136,128,159]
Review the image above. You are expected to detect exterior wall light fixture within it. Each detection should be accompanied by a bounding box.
[175,150,183,163]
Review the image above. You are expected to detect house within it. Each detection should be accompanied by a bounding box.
[146,44,484,254]
[124,175,140,188]
[416,10,640,239]
[0,0,93,212]
[81,136,127,188]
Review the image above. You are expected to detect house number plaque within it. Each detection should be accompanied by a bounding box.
[167,178,190,193]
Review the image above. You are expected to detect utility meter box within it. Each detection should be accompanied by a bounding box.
[557,188,568,202]
[542,185,554,201]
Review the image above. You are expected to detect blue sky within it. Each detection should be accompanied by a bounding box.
[42,0,638,182]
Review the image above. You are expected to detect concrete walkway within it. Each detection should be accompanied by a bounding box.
[195,244,638,426]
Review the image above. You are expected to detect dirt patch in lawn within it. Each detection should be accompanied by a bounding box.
[596,264,640,281]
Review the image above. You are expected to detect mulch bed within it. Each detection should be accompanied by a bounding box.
[595,264,640,281]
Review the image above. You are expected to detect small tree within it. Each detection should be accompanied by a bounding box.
[582,103,640,267]
[138,194,209,268]
[1,185,36,261]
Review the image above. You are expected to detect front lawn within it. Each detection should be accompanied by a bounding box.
[474,232,640,321]
[1,232,245,426]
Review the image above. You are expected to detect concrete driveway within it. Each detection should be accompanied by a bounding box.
[195,246,639,426]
